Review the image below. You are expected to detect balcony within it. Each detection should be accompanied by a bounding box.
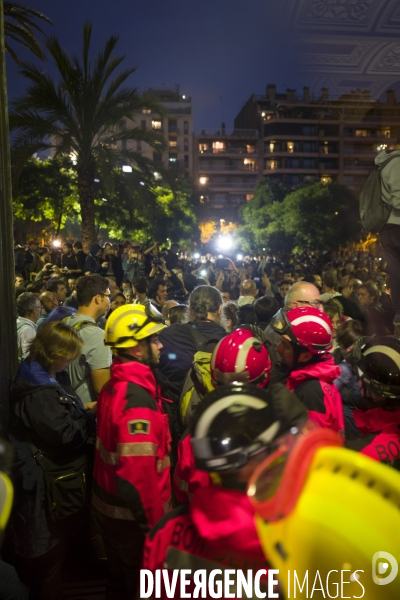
[343,164,370,171]
[199,163,257,172]
[168,126,180,134]
[199,147,257,155]
[207,182,257,189]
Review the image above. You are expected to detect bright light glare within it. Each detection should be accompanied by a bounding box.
[218,235,233,251]
[237,254,243,261]
[200,270,207,277]
[193,253,200,259]
[52,240,61,247]
[122,165,132,173]
[139,181,145,186]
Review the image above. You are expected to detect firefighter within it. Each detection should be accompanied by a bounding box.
[92,303,171,599]
[248,425,400,599]
[345,335,400,468]
[271,306,344,435]
[174,326,272,504]
[143,382,309,599]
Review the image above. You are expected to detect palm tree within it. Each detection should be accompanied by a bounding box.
[10,22,164,249]
[4,2,52,63]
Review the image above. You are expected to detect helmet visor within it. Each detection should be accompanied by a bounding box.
[270,309,291,335]
[248,425,341,522]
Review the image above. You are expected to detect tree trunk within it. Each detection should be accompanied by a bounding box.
[77,160,97,253]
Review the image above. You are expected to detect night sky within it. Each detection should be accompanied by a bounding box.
[5,0,302,131]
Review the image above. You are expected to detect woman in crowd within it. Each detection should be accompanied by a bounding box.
[6,322,95,600]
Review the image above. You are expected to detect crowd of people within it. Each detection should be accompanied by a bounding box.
[3,236,400,599]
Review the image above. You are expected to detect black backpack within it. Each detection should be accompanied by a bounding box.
[359,154,398,233]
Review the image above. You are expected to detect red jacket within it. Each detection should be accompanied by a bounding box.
[173,431,211,504]
[348,406,400,465]
[92,358,171,533]
[286,355,344,436]
[143,485,269,599]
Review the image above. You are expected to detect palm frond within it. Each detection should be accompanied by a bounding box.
[4,2,52,62]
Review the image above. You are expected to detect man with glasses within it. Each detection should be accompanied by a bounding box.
[265,281,323,372]
[16,292,42,360]
[64,275,112,406]
[92,303,169,599]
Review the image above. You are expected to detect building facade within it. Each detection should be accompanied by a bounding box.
[235,84,400,193]
[193,127,260,224]
[127,85,194,175]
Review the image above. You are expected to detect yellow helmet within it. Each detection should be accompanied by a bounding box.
[105,303,165,348]
[249,438,400,599]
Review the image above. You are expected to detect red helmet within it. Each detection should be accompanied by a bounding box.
[210,327,272,388]
[271,307,333,354]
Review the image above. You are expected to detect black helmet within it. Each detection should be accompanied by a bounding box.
[358,336,400,399]
[190,383,308,472]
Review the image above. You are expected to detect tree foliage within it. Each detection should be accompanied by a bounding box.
[10,22,164,250]
[12,155,80,240]
[95,169,198,245]
[235,181,360,254]
[4,2,52,63]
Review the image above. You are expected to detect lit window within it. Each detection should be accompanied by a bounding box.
[378,128,391,138]
[269,142,275,153]
[169,154,177,163]
[152,120,162,130]
[244,159,255,171]
[199,177,208,185]
[199,143,208,153]
[169,140,177,148]
[266,160,277,170]
[246,145,255,153]
[142,108,151,114]
[355,130,368,137]
[321,175,331,184]
[287,141,294,153]
[377,144,387,151]
[213,141,225,153]
[246,194,254,201]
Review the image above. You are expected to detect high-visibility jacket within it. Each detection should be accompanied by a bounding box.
[92,358,171,533]
[143,484,269,599]
[173,431,211,504]
[346,406,400,468]
[286,355,344,436]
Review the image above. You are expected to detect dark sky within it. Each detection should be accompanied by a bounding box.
[5,0,302,131]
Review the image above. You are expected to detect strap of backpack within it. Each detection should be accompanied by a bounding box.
[377,154,400,172]
[183,323,209,352]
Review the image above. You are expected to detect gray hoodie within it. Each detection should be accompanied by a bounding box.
[375,150,400,225]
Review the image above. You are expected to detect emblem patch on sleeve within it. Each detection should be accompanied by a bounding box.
[128,420,150,435]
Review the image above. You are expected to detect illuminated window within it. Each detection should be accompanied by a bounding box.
[266,160,277,170]
[169,154,177,163]
[142,108,151,114]
[323,141,329,154]
[169,139,177,148]
[355,130,368,137]
[378,128,391,138]
[246,194,254,201]
[244,159,255,171]
[246,145,255,153]
[152,120,162,130]
[321,175,331,184]
[199,143,208,153]
[269,141,275,153]
[287,141,294,153]
[377,144,387,151]
[213,141,225,153]
[199,177,208,185]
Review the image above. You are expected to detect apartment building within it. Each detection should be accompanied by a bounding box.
[234,84,400,192]
[127,85,194,175]
[193,126,260,223]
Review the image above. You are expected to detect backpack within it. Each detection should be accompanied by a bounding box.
[359,154,397,233]
[179,324,219,429]
[62,317,97,333]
